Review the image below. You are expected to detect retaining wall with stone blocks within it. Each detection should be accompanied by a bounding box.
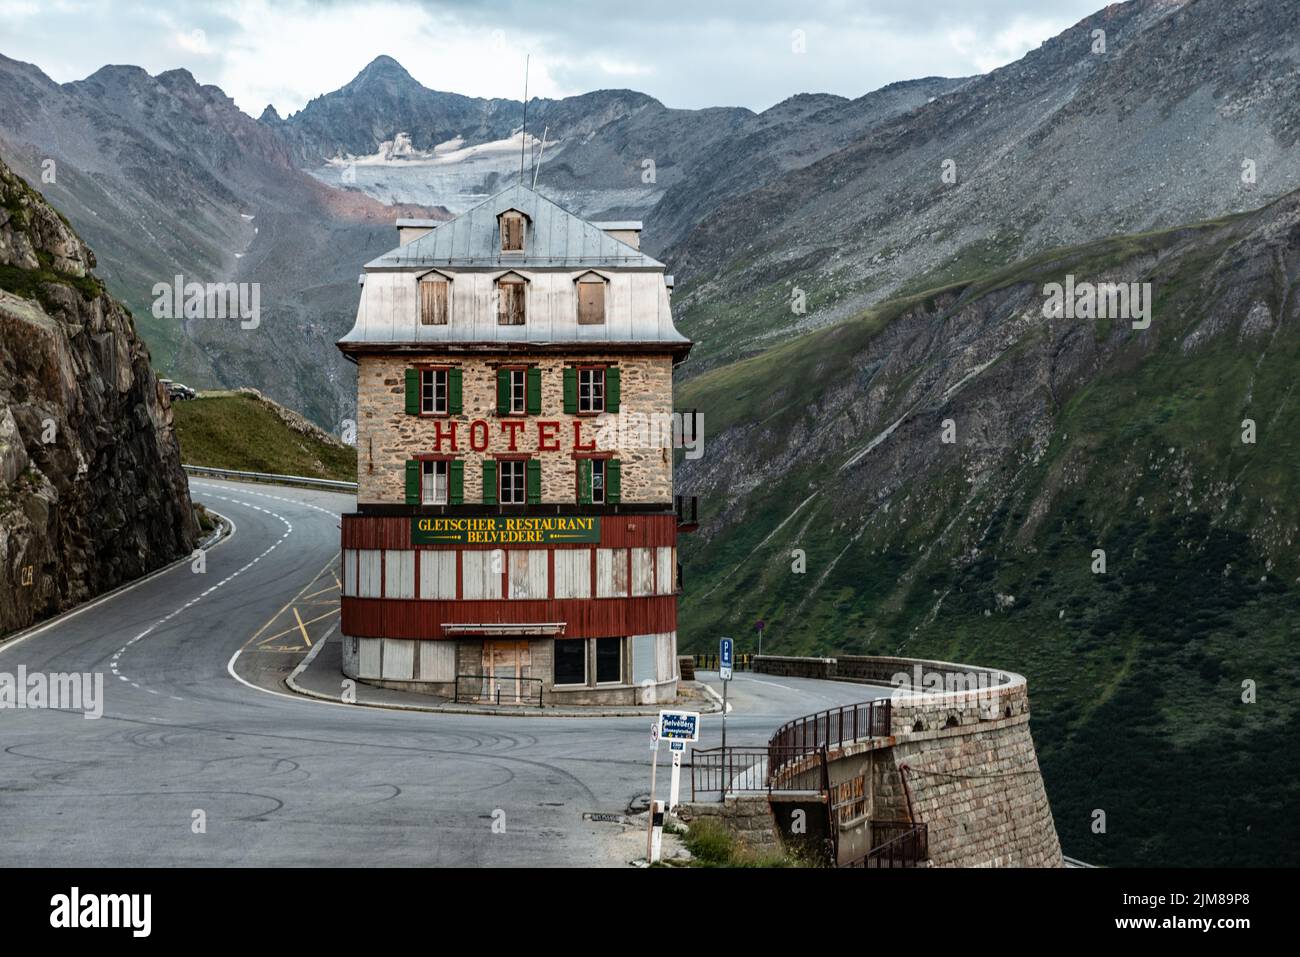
[356,353,675,504]
[756,653,1062,868]
[677,797,782,857]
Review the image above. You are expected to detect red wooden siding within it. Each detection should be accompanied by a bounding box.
[341,595,676,640]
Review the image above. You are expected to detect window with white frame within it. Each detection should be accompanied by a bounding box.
[421,369,448,414]
[422,460,448,505]
[579,368,605,413]
[499,459,526,505]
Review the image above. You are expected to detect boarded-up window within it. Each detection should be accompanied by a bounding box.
[418,641,456,682]
[656,546,675,595]
[498,278,526,325]
[358,638,382,678]
[462,550,503,600]
[631,548,655,597]
[381,639,415,680]
[508,550,548,599]
[342,549,358,596]
[358,550,382,598]
[596,548,629,598]
[577,277,605,324]
[384,550,415,599]
[632,634,656,685]
[554,550,592,599]
[420,278,449,325]
[419,551,457,600]
[501,212,525,251]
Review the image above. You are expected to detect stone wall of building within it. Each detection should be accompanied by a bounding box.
[676,797,783,857]
[356,353,675,505]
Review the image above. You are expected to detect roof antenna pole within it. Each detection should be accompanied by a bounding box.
[532,125,548,190]
[519,54,529,184]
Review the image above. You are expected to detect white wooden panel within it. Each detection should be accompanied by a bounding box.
[632,634,656,685]
[418,641,456,682]
[462,550,503,600]
[509,550,547,599]
[419,550,457,599]
[656,546,674,595]
[631,548,655,597]
[358,637,382,678]
[381,639,415,680]
[384,550,415,599]
[358,550,382,598]
[596,548,628,598]
[343,549,358,597]
[554,550,591,599]
[656,632,676,682]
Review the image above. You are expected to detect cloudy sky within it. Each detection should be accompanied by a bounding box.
[1,0,1104,115]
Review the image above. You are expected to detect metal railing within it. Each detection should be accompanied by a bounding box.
[768,699,891,771]
[692,652,754,672]
[452,673,543,708]
[183,464,358,491]
[858,821,929,868]
[689,745,815,799]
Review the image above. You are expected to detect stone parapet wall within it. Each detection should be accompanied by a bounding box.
[755,653,1061,868]
[676,797,782,857]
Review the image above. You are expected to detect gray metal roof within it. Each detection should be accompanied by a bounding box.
[367,184,664,270]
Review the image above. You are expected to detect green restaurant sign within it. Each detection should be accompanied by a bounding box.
[411,515,602,545]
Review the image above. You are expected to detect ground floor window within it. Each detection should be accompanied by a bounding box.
[554,640,586,686]
[596,637,621,684]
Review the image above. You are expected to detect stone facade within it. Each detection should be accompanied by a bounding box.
[355,353,675,505]
[677,797,783,857]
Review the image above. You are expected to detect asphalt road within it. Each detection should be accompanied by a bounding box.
[0,479,882,866]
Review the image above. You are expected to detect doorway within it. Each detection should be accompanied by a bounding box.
[480,640,533,705]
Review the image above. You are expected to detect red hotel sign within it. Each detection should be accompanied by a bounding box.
[427,419,598,453]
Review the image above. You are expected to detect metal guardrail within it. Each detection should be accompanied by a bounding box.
[692,652,754,672]
[857,822,929,868]
[452,673,543,708]
[183,464,358,491]
[689,745,814,799]
[768,699,891,771]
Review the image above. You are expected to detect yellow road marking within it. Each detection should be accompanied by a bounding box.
[293,607,313,648]
[240,553,340,652]
[257,609,338,646]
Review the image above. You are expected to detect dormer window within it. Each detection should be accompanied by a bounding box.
[500,210,526,252]
[497,272,527,325]
[575,272,607,325]
[418,272,450,325]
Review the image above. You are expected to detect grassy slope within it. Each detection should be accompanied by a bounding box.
[172,392,356,481]
[675,213,1300,867]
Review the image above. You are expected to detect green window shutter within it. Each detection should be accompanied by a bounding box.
[578,458,592,504]
[606,458,621,504]
[526,367,541,415]
[497,369,510,415]
[563,367,577,414]
[526,460,541,504]
[404,368,420,415]
[482,460,498,505]
[449,460,464,505]
[405,460,420,505]
[448,368,463,415]
[605,366,620,413]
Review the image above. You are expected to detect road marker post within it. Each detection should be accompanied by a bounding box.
[646,721,660,864]
[719,637,733,802]
[669,739,685,810]
[654,709,700,847]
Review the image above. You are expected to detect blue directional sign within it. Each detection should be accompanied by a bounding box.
[658,710,700,742]
[720,636,734,680]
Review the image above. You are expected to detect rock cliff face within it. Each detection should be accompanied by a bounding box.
[0,155,197,636]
